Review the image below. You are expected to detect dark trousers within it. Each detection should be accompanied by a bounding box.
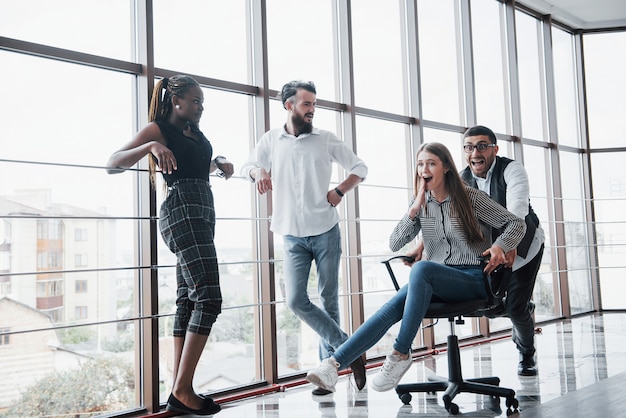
[159,179,222,337]
[506,244,544,355]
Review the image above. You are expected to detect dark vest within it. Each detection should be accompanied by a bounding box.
[461,156,540,258]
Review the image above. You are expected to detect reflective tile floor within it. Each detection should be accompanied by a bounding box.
[166,312,626,417]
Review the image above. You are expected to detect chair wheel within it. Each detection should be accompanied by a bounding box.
[443,395,459,415]
[400,393,412,405]
[505,396,519,415]
[447,402,459,415]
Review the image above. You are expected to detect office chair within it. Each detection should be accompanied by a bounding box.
[381,255,519,415]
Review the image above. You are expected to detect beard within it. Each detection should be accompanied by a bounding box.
[291,112,313,134]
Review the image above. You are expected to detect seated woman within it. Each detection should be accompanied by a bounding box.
[306,142,525,393]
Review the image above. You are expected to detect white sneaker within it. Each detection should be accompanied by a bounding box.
[371,353,412,392]
[306,358,339,393]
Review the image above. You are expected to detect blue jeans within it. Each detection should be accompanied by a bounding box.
[333,261,487,369]
[283,223,347,360]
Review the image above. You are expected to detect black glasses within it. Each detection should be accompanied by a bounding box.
[463,143,496,153]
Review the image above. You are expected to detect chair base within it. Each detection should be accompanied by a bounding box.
[395,334,519,415]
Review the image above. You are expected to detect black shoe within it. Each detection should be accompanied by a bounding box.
[166,393,221,415]
[349,355,367,390]
[201,395,222,413]
[518,352,538,376]
[312,387,333,396]
[484,302,506,318]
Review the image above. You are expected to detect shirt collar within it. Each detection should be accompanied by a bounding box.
[279,126,321,139]
[426,191,451,203]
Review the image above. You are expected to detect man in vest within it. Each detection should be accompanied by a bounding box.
[461,125,544,376]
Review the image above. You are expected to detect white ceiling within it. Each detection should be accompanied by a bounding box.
[516,0,626,30]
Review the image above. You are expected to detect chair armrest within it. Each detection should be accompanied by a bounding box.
[478,256,512,307]
[381,256,415,291]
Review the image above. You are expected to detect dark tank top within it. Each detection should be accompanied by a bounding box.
[155,120,213,186]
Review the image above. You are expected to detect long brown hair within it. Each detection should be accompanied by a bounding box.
[414,142,484,243]
[147,75,200,187]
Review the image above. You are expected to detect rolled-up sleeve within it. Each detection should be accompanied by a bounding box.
[327,134,368,180]
[240,133,273,182]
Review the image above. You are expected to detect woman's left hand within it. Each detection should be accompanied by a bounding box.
[216,159,234,179]
[481,245,506,274]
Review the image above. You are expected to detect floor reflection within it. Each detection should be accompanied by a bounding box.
[181,312,626,417]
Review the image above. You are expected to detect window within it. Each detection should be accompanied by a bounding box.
[0,280,10,296]
[584,32,626,149]
[356,116,413,353]
[471,0,509,133]
[75,306,88,320]
[418,0,463,125]
[0,220,11,245]
[37,222,46,240]
[266,0,338,99]
[74,254,88,267]
[0,0,132,60]
[591,152,626,309]
[153,0,250,83]
[553,28,580,147]
[522,145,557,319]
[516,11,546,141]
[560,151,594,314]
[352,0,406,113]
[0,328,10,346]
[75,280,88,293]
[74,229,88,241]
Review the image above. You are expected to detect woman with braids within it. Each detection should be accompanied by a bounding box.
[107,75,233,415]
[306,142,526,394]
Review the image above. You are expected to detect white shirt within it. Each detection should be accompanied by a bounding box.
[471,159,545,270]
[240,126,368,237]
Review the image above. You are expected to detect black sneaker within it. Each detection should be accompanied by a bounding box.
[518,352,538,376]
[312,387,333,396]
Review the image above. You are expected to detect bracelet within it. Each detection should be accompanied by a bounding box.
[334,187,344,197]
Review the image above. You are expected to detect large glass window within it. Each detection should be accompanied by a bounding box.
[471,0,509,133]
[0,49,140,415]
[0,0,133,60]
[522,145,557,320]
[560,151,594,314]
[553,28,581,148]
[352,0,406,114]
[584,32,626,149]
[515,11,546,141]
[418,0,463,125]
[153,0,251,83]
[591,152,626,310]
[356,116,413,355]
[266,0,338,99]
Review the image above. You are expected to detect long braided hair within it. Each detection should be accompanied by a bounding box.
[147,74,200,187]
[414,142,484,243]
